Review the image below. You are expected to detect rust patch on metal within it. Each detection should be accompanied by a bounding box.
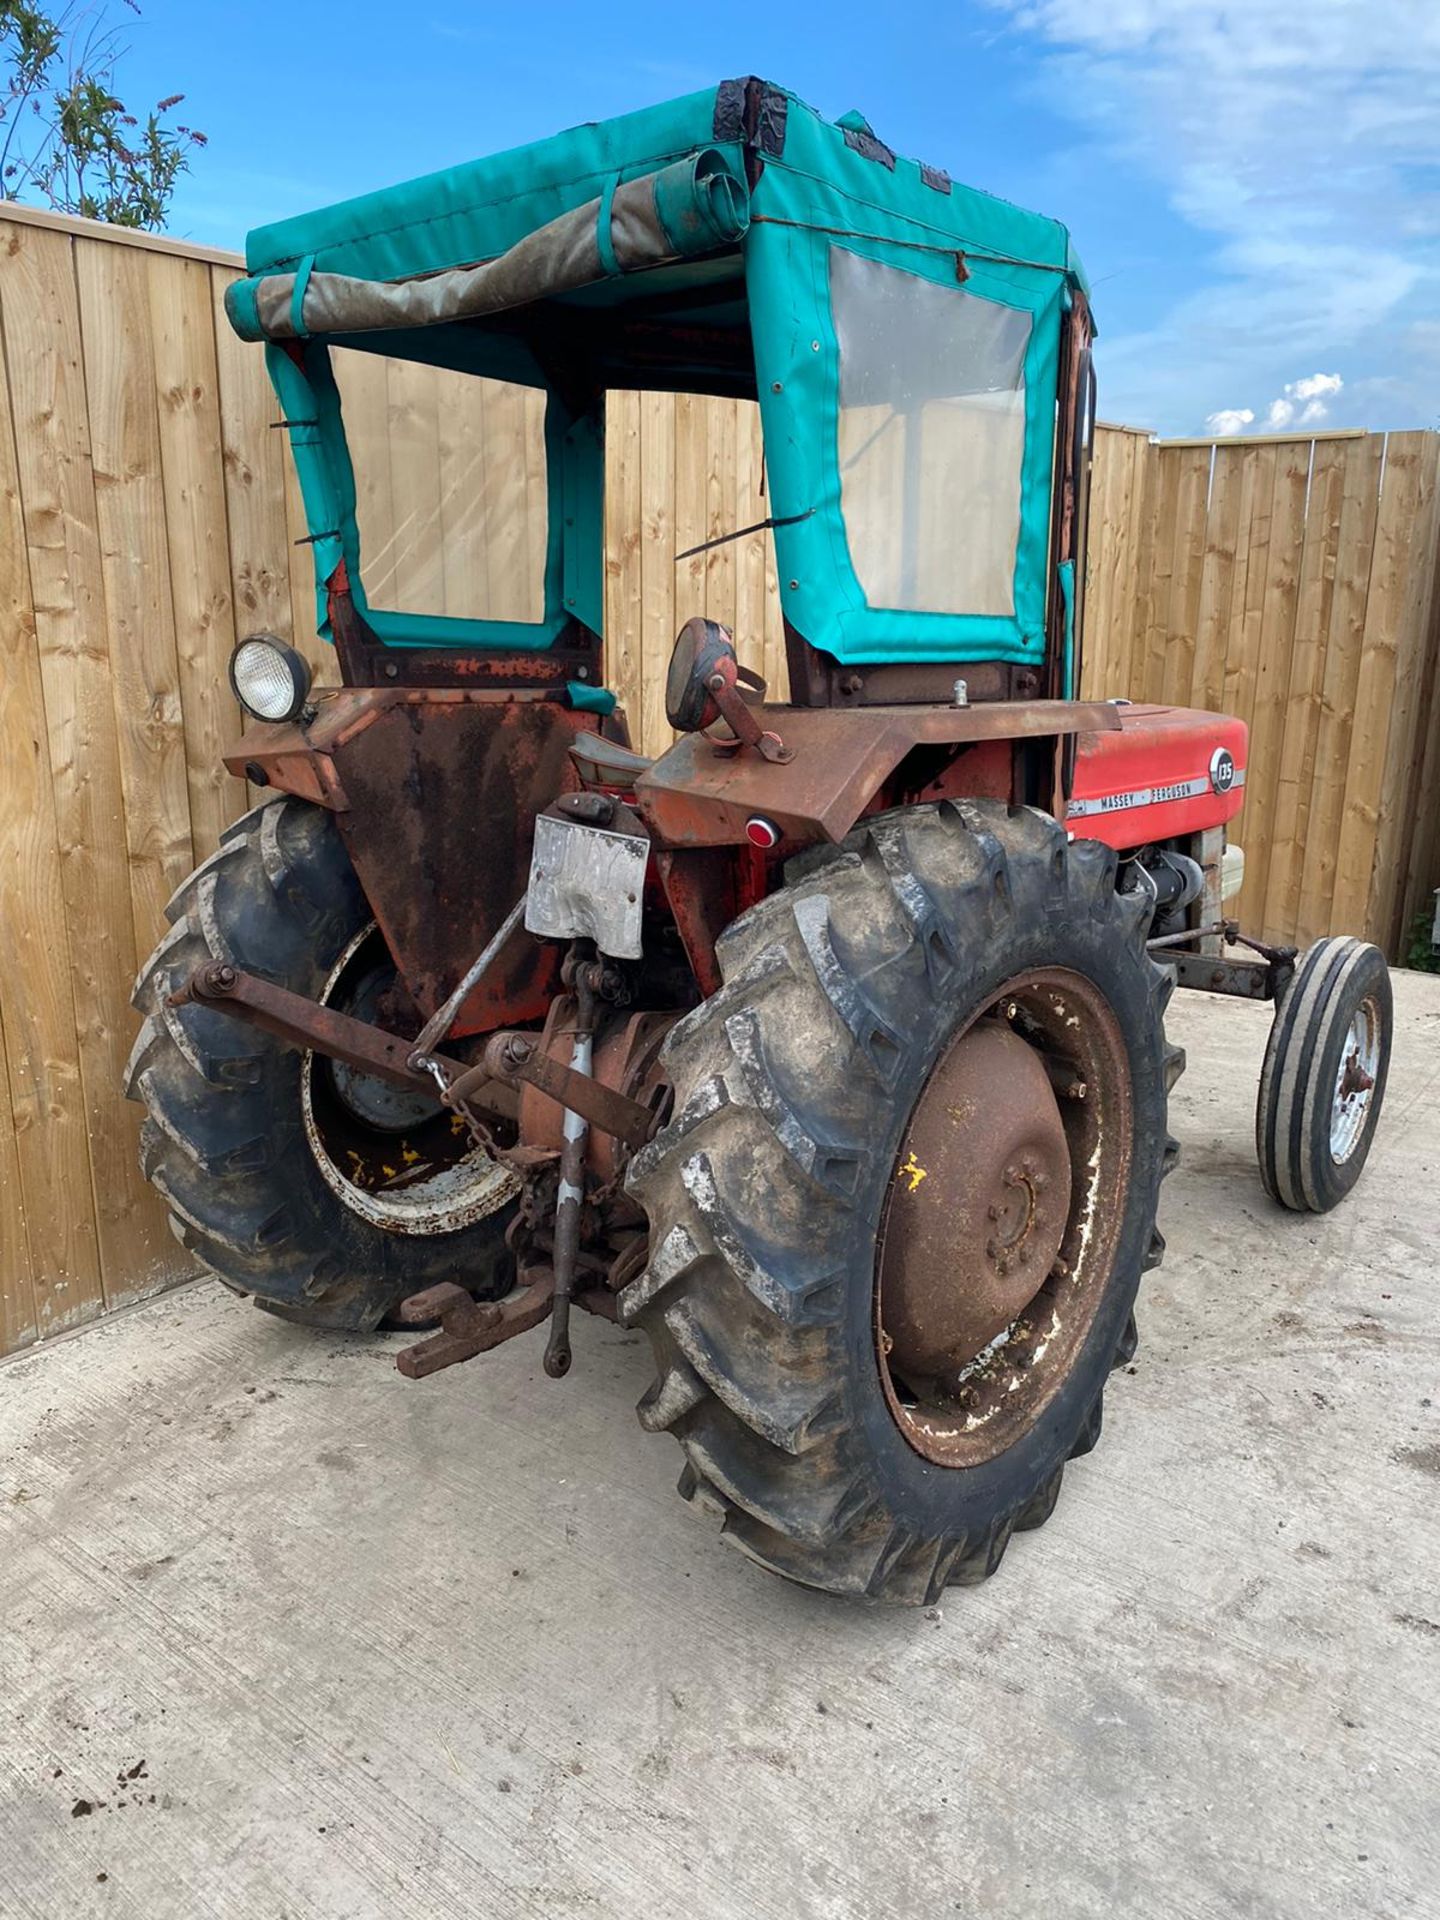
[653,845,766,997]
[330,696,616,1035]
[171,960,435,1091]
[875,968,1132,1469]
[395,1275,555,1380]
[226,689,630,1037]
[634,700,1120,849]
[514,1003,678,1180]
[459,1026,658,1153]
[879,1023,1071,1386]
[168,959,519,1119]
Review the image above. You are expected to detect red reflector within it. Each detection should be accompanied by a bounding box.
[745,816,779,849]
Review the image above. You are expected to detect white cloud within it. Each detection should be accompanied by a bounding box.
[1264,372,1345,430]
[1197,371,1346,437]
[1202,373,1343,437]
[988,2,1440,432]
[1205,408,1255,436]
[1289,373,1343,403]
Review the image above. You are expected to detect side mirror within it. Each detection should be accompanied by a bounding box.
[665,617,738,732]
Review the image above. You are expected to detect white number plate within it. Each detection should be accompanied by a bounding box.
[524,814,649,959]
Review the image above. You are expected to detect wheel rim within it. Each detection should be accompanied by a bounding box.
[1330,994,1381,1165]
[301,925,518,1234]
[875,968,1133,1468]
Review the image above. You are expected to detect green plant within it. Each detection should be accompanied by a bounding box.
[1,0,204,230]
[1404,906,1440,973]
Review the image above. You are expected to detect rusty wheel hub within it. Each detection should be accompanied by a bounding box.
[876,970,1132,1469]
[879,1024,1071,1388]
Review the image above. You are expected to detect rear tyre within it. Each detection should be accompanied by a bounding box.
[623,801,1179,1604]
[1256,936,1391,1213]
[126,797,516,1330]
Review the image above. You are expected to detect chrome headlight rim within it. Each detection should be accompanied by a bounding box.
[229,634,313,725]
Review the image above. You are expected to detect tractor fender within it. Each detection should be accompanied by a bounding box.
[632,698,1120,849]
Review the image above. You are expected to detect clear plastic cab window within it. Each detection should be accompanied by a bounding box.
[830,248,1032,618]
[328,347,549,625]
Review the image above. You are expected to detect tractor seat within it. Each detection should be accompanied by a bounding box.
[569,732,656,786]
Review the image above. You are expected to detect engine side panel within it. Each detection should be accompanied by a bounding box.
[1066,704,1247,849]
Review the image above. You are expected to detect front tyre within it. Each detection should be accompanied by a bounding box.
[1256,936,1392,1213]
[623,801,1181,1605]
[125,798,516,1330]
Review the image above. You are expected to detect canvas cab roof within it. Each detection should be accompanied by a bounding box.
[235,79,1092,677]
[238,79,1087,299]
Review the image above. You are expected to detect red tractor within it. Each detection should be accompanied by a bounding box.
[128,81,1391,1602]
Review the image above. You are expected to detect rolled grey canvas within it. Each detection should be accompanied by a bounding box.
[226,150,748,343]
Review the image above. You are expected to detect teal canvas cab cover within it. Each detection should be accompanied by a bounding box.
[230,79,1090,671]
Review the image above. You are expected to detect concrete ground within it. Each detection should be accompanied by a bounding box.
[1,973,1437,1920]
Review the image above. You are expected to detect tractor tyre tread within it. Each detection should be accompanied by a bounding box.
[624,801,1179,1605]
[128,796,512,1330]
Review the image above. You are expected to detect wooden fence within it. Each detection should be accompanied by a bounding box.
[1084,425,1440,954]
[1,204,1438,1355]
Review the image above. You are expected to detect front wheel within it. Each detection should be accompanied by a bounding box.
[622,801,1181,1604]
[1256,936,1392,1213]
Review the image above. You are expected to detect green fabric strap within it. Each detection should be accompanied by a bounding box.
[595,175,620,279]
[1058,559,1076,699]
[290,255,315,339]
[567,680,617,714]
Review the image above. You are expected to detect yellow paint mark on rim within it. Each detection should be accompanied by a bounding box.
[899,1152,928,1193]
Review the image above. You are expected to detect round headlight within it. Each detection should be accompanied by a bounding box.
[229,635,313,724]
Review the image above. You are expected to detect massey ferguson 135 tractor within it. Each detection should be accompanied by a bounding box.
[128,80,1392,1603]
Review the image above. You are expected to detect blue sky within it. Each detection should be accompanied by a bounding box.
[109,0,1438,436]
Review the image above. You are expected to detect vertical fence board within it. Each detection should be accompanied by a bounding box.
[1297,436,1384,941]
[1397,525,1440,950]
[1264,441,1346,940]
[1123,432,1159,698]
[604,389,645,740]
[703,398,737,635]
[671,391,708,695]
[1191,445,1244,717]
[210,266,294,646]
[1162,447,1210,706]
[0,266,97,1344]
[637,391,676,758]
[147,252,248,862]
[1368,436,1440,953]
[1332,435,1428,933]
[1085,428,1156,701]
[733,399,775,693]
[1237,441,1309,934]
[385,358,445,616]
[1138,445,1181,703]
[76,239,195,961]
